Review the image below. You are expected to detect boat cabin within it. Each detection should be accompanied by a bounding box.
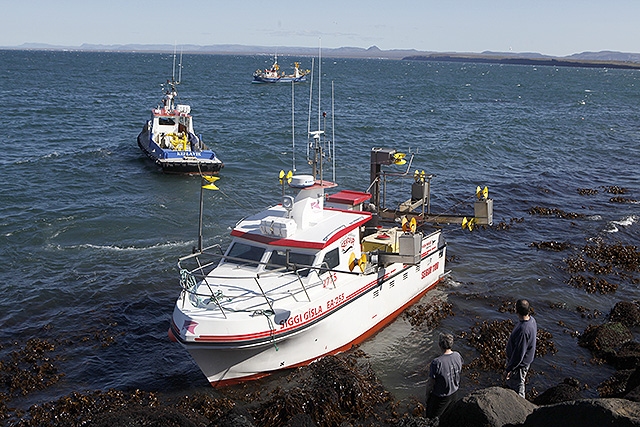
[151,107,201,151]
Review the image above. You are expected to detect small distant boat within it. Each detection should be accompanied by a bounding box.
[137,57,223,174]
[252,55,310,84]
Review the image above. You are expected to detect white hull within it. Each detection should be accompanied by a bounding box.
[172,231,445,385]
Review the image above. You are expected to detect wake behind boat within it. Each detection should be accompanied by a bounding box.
[252,55,310,83]
[137,58,223,175]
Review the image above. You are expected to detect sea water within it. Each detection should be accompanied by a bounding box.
[0,50,639,408]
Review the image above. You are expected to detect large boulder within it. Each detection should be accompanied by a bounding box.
[523,398,640,427]
[533,378,583,405]
[439,386,536,427]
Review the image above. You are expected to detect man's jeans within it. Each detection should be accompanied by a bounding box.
[506,365,529,398]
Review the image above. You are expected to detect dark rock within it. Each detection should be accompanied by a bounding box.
[214,408,256,427]
[599,369,635,397]
[610,302,640,327]
[627,386,640,402]
[578,322,633,353]
[533,378,583,405]
[523,398,640,427]
[284,413,317,427]
[393,415,437,427]
[439,386,536,427]
[609,341,640,370]
[627,368,640,393]
[87,405,201,427]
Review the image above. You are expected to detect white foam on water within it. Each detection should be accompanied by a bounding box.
[52,240,192,252]
[605,215,638,233]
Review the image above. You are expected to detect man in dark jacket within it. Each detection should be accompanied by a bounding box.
[425,333,463,418]
[505,299,537,398]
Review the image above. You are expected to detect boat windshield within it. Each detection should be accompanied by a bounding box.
[158,117,176,126]
[265,250,315,277]
[224,242,265,267]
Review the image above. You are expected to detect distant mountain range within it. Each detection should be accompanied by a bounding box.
[6,43,640,67]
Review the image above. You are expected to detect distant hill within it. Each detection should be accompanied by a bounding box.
[9,42,422,59]
[5,43,640,65]
[404,53,640,70]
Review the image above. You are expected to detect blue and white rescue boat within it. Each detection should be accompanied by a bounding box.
[137,79,223,174]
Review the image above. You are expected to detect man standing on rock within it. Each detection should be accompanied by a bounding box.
[505,299,537,398]
[425,333,463,419]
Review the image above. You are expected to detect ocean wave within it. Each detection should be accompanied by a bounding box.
[13,151,62,164]
[604,215,638,233]
[613,215,638,227]
[52,240,192,252]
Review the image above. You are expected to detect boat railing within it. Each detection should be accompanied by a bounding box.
[177,244,359,312]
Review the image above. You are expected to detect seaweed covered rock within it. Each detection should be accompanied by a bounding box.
[252,355,394,427]
[523,398,640,427]
[533,378,584,405]
[610,302,640,327]
[439,387,536,427]
[578,322,633,354]
[86,406,201,427]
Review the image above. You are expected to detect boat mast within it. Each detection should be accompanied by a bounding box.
[172,44,177,83]
[318,40,321,140]
[292,81,296,173]
[178,47,183,84]
[307,58,314,162]
[332,81,335,183]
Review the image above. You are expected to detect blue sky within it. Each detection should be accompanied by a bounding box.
[3,0,638,56]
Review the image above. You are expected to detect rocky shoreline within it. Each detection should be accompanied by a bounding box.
[2,298,640,426]
[2,193,639,426]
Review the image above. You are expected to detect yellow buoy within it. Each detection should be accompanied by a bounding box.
[348,253,357,272]
[393,152,406,165]
[357,254,367,273]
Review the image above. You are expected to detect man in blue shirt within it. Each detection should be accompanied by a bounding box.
[505,299,537,398]
[425,333,463,419]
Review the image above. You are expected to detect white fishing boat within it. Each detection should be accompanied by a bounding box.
[169,56,494,386]
[169,150,445,385]
[137,53,223,174]
[252,55,310,83]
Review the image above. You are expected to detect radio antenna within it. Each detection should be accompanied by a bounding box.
[292,81,296,172]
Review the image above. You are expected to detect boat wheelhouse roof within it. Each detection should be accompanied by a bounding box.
[231,204,371,250]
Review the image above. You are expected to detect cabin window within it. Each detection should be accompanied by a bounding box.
[320,248,340,274]
[224,243,265,266]
[159,117,176,126]
[266,250,315,277]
